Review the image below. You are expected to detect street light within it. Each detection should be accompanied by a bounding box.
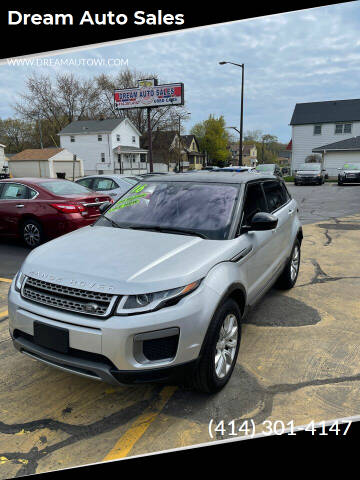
[219,61,244,166]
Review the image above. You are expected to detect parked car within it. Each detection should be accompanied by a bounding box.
[0,178,112,248]
[75,174,141,201]
[337,163,360,185]
[9,172,302,393]
[256,164,282,177]
[294,163,325,185]
[221,166,257,173]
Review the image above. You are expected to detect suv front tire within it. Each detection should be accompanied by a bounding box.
[191,298,241,393]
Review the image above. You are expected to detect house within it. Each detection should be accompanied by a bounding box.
[277,150,291,167]
[181,135,205,170]
[312,136,360,177]
[58,118,148,175]
[290,98,360,175]
[140,132,204,172]
[0,144,7,176]
[8,148,84,179]
[228,142,257,166]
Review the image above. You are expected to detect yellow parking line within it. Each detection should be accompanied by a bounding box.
[0,278,12,283]
[103,385,177,461]
[0,310,8,319]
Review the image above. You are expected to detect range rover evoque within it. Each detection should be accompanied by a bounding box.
[9,172,302,393]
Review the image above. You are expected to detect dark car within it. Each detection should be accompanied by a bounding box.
[0,178,112,248]
[294,163,325,185]
[337,163,360,185]
[256,164,282,177]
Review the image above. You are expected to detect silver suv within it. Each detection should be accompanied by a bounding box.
[9,172,302,393]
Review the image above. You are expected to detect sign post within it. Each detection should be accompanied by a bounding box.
[114,81,184,174]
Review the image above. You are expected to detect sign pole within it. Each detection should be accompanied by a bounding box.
[72,154,77,181]
[147,107,153,173]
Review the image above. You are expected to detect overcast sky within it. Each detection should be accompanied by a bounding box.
[1,2,360,143]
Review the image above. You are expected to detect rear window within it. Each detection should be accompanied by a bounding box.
[41,180,92,195]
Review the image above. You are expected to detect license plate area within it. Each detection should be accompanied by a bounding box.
[33,321,69,354]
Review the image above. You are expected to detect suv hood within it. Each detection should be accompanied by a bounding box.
[21,226,240,294]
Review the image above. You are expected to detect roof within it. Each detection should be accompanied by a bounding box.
[113,145,148,153]
[79,174,142,181]
[181,135,197,149]
[142,171,276,184]
[9,148,64,161]
[58,118,124,135]
[290,99,360,125]
[313,136,360,152]
[141,131,177,149]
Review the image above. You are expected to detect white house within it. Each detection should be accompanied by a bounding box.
[8,148,84,179]
[290,98,360,176]
[58,118,148,176]
[0,144,7,174]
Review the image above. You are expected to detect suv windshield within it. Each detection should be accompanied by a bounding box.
[41,180,92,195]
[256,164,274,172]
[298,163,321,171]
[96,181,239,240]
[343,163,360,170]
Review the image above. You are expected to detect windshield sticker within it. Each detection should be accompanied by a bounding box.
[109,192,147,212]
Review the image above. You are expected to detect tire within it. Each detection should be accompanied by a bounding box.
[21,219,44,248]
[275,239,301,290]
[190,298,241,393]
[294,181,298,186]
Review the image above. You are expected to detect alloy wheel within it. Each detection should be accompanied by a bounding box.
[24,223,40,247]
[214,313,239,379]
[290,244,300,281]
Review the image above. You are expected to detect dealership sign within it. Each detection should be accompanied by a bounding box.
[114,83,184,109]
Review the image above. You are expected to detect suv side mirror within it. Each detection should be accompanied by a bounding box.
[99,201,111,214]
[243,212,278,232]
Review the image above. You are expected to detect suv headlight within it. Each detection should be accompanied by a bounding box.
[116,281,200,315]
[14,271,26,292]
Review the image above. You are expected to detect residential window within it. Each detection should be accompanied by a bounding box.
[116,134,121,142]
[313,125,322,135]
[98,135,103,142]
[335,123,352,134]
[132,136,136,143]
[101,153,105,162]
[70,135,75,142]
[140,154,146,163]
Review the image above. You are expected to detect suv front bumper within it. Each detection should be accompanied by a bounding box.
[8,280,220,385]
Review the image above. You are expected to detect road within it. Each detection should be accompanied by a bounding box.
[0,183,360,477]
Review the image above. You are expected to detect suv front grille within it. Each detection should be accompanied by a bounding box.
[22,277,117,317]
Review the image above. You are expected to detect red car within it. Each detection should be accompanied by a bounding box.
[0,178,112,248]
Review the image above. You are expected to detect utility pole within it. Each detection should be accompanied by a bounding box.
[72,154,77,181]
[147,107,153,173]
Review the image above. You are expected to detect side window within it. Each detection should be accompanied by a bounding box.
[77,178,94,189]
[241,182,267,227]
[1,183,29,200]
[263,181,287,212]
[92,178,117,191]
[29,188,38,199]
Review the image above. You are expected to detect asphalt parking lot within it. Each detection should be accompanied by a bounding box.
[1,182,360,477]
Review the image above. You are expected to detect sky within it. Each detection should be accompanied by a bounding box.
[1,2,360,143]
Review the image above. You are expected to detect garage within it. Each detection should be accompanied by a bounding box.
[8,148,84,179]
[312,136,360,177]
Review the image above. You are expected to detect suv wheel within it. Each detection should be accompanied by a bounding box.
[275,239,301,289]
[191,298,241,393]
[22,219,44,248]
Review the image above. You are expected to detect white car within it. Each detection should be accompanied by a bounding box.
[76,174,141,201]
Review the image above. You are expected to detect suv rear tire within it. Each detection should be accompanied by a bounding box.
[190,298,241,393]
[275,239,301,289]
[21,219,44,248]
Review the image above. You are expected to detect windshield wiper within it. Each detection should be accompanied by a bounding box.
[102,215,123,229]
[128,224,208,239]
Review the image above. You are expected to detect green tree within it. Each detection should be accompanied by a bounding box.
[191,115,231,166]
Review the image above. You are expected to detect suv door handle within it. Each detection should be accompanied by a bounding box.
[16,204,24,208]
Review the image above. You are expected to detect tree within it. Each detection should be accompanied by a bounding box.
[191,115,231,166]
[0,118,35,152]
